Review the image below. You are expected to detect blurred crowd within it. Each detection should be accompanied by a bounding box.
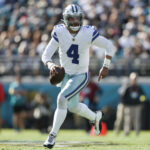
[0,0,150,76]
[1,72,149,133]
[0,74,53,133]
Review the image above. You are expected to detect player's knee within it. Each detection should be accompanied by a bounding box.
[68,105,78,113]
[57,93,67,109]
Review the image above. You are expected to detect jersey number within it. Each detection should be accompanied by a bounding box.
[67,44,79,64]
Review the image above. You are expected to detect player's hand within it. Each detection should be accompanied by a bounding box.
[50,65,59,76]
[98,67,109,81]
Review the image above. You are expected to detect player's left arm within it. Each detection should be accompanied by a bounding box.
[92,35,115,81]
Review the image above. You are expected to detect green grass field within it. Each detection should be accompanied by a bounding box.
[0,129,150,150]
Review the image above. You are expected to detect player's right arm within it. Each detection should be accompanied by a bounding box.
[41,28,59,71]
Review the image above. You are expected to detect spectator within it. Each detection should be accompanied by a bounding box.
[114,78,129,134]
[9,74,27,131]
[31,92,52,133]
[0,82,5,128]
[0,0,150,76]
[122,72,146,136]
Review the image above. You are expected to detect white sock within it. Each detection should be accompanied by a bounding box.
[69,103,96,122]
[50,108,67,135]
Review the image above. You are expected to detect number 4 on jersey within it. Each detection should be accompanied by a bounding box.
[67,44,79,64]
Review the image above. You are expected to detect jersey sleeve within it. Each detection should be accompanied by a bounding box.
[91,27,100,43]
[91,27,115,57]
[41,34,59,65]
[51,26,59,43]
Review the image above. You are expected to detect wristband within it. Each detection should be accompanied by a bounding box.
[47,63,55,70]
[103,58,111,68]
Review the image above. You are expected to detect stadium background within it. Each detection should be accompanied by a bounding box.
[0,0,150,130]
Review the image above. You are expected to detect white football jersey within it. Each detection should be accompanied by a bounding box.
[42,24,114,75]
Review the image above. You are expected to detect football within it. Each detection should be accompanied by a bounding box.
[49,66,65,85]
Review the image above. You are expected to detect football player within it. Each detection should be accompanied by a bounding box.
[42,4,115,149]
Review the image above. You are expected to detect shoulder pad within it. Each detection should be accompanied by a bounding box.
[51,24,65,42]
[83,25,97,30]
[54,24,65,31]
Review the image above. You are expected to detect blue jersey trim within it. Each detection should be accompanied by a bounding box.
[72,5,75,13]
[53,36,59,42]
[54,32,57,37]
[65,73,89,99]
[92,32,100,42]
[52,32,59,42]
[93,30,98,37]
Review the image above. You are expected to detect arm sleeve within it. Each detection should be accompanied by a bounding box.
[92,35,115,57]
[41,37,59,65]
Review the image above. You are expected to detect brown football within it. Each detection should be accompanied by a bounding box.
[49,66,65,85]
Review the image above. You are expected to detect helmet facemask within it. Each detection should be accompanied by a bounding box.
[63,5,83,32]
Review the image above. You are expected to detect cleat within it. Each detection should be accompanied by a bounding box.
[94,111,103,135]
[43,134,56,149]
